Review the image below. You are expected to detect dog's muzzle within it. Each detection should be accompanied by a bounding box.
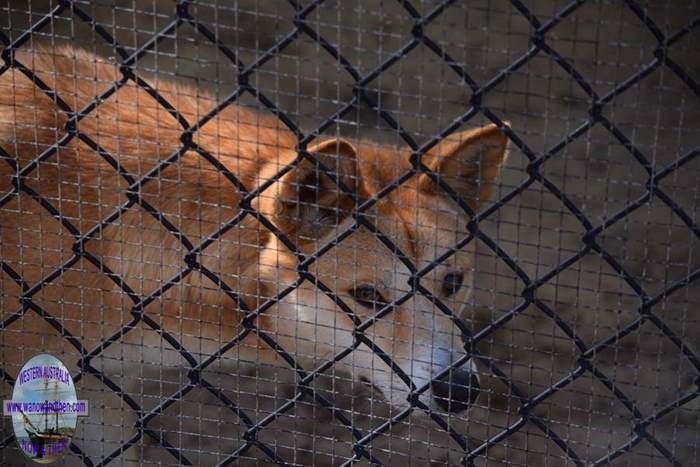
[431,366,480,413]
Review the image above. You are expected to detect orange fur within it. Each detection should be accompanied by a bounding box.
[0,46,510,442]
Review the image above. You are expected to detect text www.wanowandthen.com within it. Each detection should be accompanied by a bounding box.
[3,400,88,416]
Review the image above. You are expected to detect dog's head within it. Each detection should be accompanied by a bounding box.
[249,124,509,415]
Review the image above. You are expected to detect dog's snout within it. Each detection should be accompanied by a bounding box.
[431,367,480,413]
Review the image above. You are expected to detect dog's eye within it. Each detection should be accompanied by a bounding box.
[349,285,387,309]
[442,271,464,296]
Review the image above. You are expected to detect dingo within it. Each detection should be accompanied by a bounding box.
[0,46,508,464]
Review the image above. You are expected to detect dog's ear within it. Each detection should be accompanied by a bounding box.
[419,123,509,209]
[265,138,358,243]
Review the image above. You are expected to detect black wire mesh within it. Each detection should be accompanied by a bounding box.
[0,0,698,466]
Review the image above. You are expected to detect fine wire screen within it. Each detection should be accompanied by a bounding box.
[0,1,698,466]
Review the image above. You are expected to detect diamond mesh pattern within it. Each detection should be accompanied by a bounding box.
[0,1,699,466]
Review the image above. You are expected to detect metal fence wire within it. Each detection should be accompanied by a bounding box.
[0,0,699,465]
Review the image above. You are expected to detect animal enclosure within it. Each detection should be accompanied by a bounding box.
[0,0,699,466]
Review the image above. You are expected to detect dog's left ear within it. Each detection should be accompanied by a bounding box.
[419,123,509,209]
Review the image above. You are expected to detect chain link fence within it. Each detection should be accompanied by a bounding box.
[0,0,699,465]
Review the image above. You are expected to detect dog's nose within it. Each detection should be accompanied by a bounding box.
[431,367,480,413]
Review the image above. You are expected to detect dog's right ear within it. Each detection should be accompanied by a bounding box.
[258,138,358,244]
